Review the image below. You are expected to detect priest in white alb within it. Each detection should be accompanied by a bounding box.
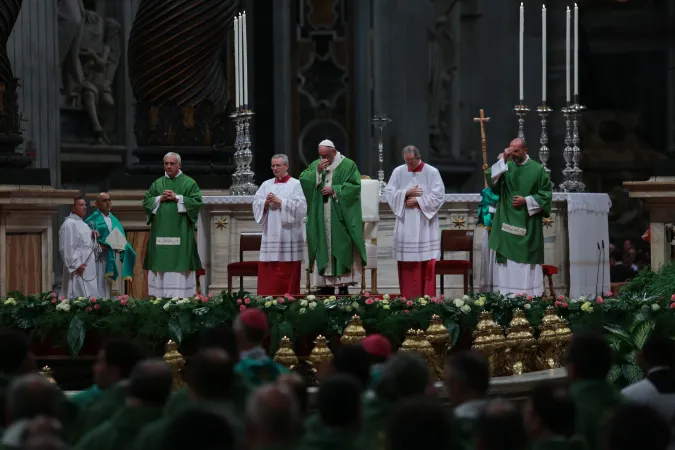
[385,145,445,299]
[253,154,307,295]
[485,138,552,296]
[59,196,103,298]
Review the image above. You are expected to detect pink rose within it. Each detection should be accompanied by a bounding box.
[200,297,208,303]
[51,299,57,304]
[94,304,100,310]
[59,296,65,301]
[279,298,285,304]
[595,296,604,304]
[287,295,295,302]
[237,299,242,305]
[240,305,246,311]
[363,292,370,298]
[527,295,533,301]
[605,291,613,297]
[400,297,407,303]
[403,310,409,314]
[670,302,675,309]
[431,297,437,303]
[561,302,568,308]
[406,300,413,307]
[555,301,561,308]
[365,299,374,305]
[120,299,127,306]
[244,298,251,305]
[90,298,96,303]
[51,292,57,298]
[86,307,92,312]
[208,293,213,298]
[671,294,675,301]
[557,295,565,301]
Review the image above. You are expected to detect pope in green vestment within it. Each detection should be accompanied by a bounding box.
[485,138,552,296]
[85,193,136,288]
[142,153,203,298]
[299,140,367,295]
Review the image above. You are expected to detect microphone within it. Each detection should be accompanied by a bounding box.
[89,221,97,242]
[595,242,601,297]
[601,240,606,293]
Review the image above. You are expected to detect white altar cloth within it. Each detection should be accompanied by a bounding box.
[197,192,611,298]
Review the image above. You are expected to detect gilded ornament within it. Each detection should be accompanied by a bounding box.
[399,329,418,353]
[426,315,451,379]
[341,315,366,345]
[308,335,333,372]
[39,366,56,384]
[163,339,185,391]
[215,217,228,230]
[543,217,554,228]
[537,307,561,369]
[471,311,507,376]
[505,309,537,375]
[452,216,466,228]
[273,336,298,370]
[417,329,443,379]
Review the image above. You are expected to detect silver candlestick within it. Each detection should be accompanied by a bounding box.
[570,102,586,192]
[514,102,530,141]
[229,109,258,195]
[372,114,391,191]
[537,103,553,188]
[559,105,576,192]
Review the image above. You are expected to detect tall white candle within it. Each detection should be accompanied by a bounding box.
[566,6,571,103]
[238,13,243,109]
[519,2,524,101]
[234,16,240,108]
[574,3,579,96]
[243,11,248,107]
[542,4,546,102]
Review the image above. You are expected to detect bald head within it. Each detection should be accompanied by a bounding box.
[128,359,173,406]
[245,385,299,446]
[507,138,527,164]
[7,374,63,423]
[96,192,111,215]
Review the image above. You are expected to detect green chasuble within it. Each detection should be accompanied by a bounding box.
[142,173,202,272]
[299,156,367,277]
[74,404,163,450]
[84,211,136,281]
[485,157,552,265]
[72,381,127,443]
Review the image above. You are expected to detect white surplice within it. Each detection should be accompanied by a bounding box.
[59,213,103,298]
[148,170,195,298]
[489,155,544,296]
[312,152,362,288]
[253,177,307,261]
[385,163,445,261]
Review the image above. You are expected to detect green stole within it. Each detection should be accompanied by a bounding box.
[485,157,552,265]
[85,211,136,281]
[142,172,203,272]
[299,156,367,277]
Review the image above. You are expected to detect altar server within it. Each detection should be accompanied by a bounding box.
[385,145,445,299]
[253,154,307,295]
[59,196,103,298]
[485,138,552,296]
[299,139,367,296]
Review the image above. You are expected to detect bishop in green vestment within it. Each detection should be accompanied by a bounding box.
[85,192,136,298]
[142,152,203,298]
[299,140,367,296]
[485,138,552,296]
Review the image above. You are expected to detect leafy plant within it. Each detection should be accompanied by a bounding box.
[604,312,654,387]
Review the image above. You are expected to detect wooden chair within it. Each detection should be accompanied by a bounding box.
[227,233,262,294]
[542,264,558,298]
[435,230,474,295]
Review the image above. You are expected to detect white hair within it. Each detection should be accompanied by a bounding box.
[402,145,421,159]
[163,152,181,165]
[271,154,289,166]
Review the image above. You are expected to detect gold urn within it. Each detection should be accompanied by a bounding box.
[399,329,419,353]
[273,336,298,370]
[554,315,572,363]
[505,309,537,375]
[308,335,333,372]
[537,307,561,370]
[472,311,507,376]
[163,339,185,391]
[416,329,443,379]
[341,315,367,345]
[39,366,56,384]
[425,314,451,357]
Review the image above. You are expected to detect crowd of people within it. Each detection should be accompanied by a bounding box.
[0,306,674,450]
[609,239,650,283]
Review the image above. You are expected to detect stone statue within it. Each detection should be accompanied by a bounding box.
[58,0,85,106]
[79,12,121,144]
[0,0,24,155]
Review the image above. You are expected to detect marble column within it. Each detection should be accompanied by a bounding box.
[373,0,433,176]
[6,0,61,186]
[353,0,372,175]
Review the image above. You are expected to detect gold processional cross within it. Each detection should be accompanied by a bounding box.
[473,109,490,188]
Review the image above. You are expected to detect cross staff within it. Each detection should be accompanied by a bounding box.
[473,109,491,187]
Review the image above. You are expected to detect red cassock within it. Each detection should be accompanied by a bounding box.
[257,262,302,296]
[397,259,437,299]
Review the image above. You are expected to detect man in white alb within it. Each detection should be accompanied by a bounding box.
[253,154,307,295]
[59,196,103,298]
[385,145,445,299]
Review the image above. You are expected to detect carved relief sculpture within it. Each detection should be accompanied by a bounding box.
[428,14,455,157]
[58,0,85,105]
[0,0,24,156]
[128,0,236,152]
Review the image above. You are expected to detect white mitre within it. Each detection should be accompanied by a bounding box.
[318,139,335,148]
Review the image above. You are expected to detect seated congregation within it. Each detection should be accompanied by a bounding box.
[0,307,674,450]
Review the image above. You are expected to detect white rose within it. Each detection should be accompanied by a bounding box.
[306,295,316,301]
[462,295,470,301]
[383,294,390,300]
[651,303,660,311]
[453,299,465,308]
[299,307,307,314]
[300,300,308,307]
[524,303,531,309]
[460,304,471,313]
[309,301,317,309]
